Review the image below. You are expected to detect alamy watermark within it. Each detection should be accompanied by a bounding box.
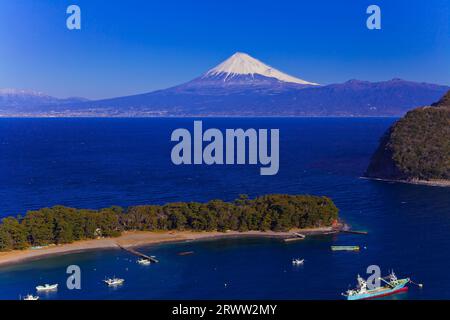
[66,265,81,290]
[64,4,380,31]
[60,263,382,291]
[366,264,381,289]
[66,5,81,30]
[367,5,381,30]
[171,121,279,176]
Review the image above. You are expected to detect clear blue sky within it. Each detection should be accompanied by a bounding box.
[0,0,449,99]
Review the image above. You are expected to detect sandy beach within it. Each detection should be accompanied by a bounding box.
[405,179,450,187]
[362,177,450,188]
[0,227,334,267]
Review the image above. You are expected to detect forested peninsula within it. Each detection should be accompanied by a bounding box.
[366,90,450,186]
[0,194,339,252]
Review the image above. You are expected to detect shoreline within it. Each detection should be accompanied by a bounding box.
[0,227,335,268]
[361,176,450,188]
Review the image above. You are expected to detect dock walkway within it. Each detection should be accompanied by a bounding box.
[116,244,159,263]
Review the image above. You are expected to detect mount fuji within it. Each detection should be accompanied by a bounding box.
[155,52,319,95]
[1,52,448,116]
[200,52,319,86]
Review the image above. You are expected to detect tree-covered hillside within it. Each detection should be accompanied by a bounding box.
[366,91,450,181]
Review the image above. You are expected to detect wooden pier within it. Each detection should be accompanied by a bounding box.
[283,233,306,243]
[117,244,159,263]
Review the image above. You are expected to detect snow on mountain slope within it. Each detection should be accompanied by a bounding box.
[204,52,319,85]
[0,88,51,97]
[0,88,88,110]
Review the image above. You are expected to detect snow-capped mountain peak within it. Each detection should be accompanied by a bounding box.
[0,88,89,110]
[204,52,319,85]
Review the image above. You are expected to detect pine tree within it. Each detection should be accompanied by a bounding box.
[1,217,28,250]
[0,225,13,251]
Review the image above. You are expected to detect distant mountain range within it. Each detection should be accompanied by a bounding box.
[0,89,88,114]
[1,53,448,117]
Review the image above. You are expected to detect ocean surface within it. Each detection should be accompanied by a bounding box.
[0,118,449,300]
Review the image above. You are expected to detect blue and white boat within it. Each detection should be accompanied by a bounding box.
[343,272,410,300]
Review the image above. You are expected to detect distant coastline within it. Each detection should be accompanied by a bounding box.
[0,228,334,267]
[0,114,401,118]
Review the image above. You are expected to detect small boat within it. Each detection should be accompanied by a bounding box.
[36,284,58,292]
[23,294,39,300]
[292,258,305,266]
[103,277,125,286]
[137,258,151,265]
[178,251,195,256]
[342,272,410,300]
[342,230,368,235]
[30,246,45,250]
[331,246,360,251]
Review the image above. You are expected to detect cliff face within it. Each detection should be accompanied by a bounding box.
[366,91,450,182]
[365,128,407,180]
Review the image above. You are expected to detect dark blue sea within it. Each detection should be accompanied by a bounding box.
[0,118,449,300]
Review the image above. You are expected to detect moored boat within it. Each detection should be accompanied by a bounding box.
[331,246,360,251]
[292,258,305,266]
[178,251,195,256]
[137,258,151,265]
[23,294,39,300]
[343,272,410,300]
[36,284,58,292]
[104,277,125,286]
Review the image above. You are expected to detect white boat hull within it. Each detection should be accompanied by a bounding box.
[36,284,58,292]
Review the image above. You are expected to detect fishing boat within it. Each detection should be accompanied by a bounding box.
[35,284,58,292]
[342,272,410,300]
[23,294,39,300]
[292,258,305,266]
[137,258,151,265]
[331,246,360,251]
[103,277,125,286]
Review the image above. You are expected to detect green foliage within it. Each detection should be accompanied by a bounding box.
[0,194,339,252]
[388,107,450,180]
[1,217,28,250]
[367,90,450,181]
[122,194,338,232]
[0,225,14,251]
[22,209,55,246]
